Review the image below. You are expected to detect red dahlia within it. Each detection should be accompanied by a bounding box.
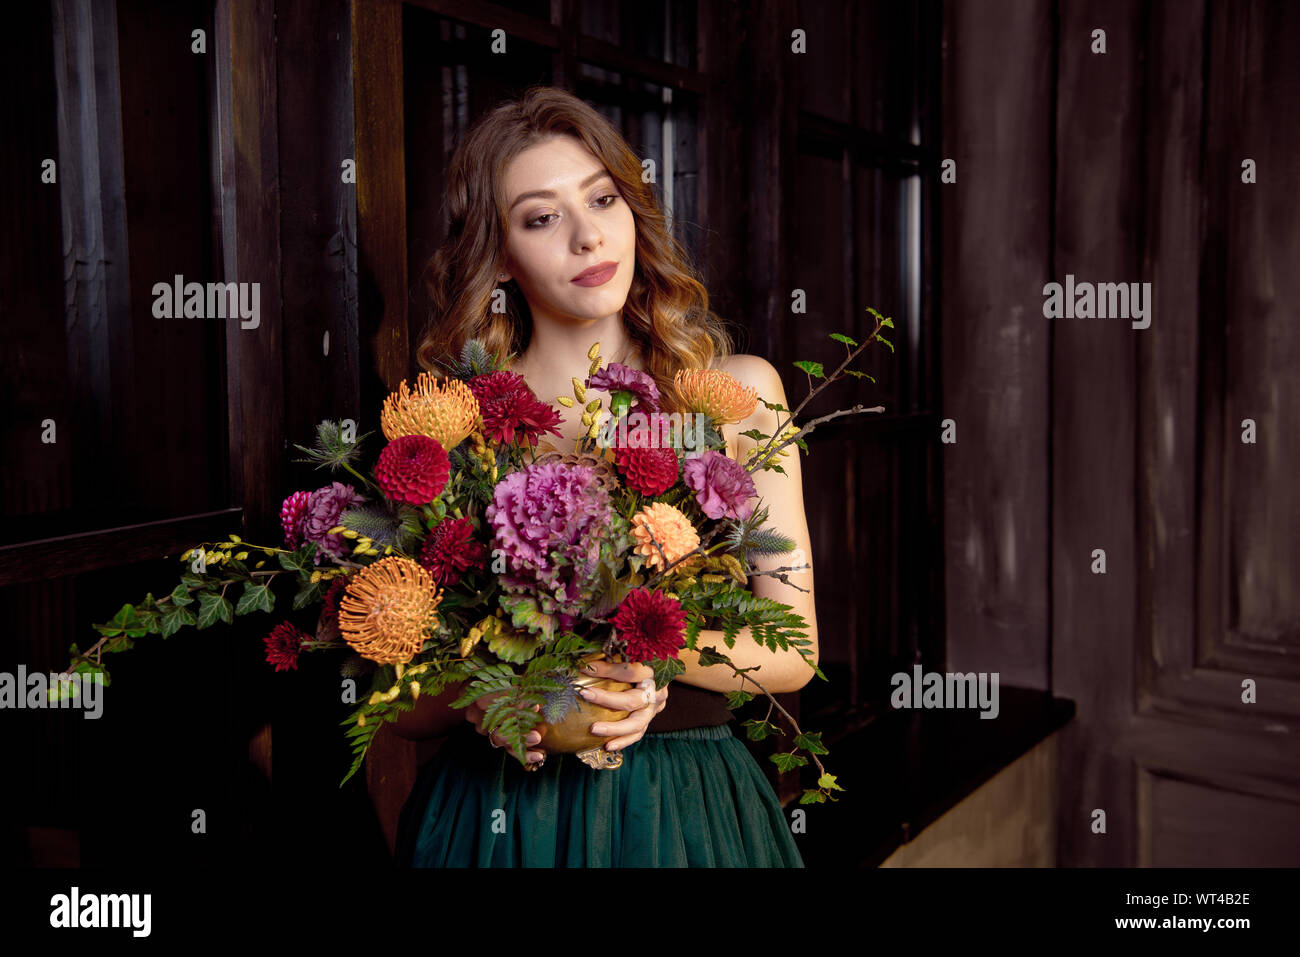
[614,445,679,496]
[321,575,348,627]
[610,588,688,662]
[263,621,312,672]
[418,516,488,586]
[374,434,450,504]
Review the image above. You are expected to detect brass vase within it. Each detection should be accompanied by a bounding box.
[533,656,632,770]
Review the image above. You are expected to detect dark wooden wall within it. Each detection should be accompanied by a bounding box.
[942,0,1300,866]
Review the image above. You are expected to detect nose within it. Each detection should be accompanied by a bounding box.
[570,207,604,253]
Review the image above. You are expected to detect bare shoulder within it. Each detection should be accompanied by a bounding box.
[714,353,783,394]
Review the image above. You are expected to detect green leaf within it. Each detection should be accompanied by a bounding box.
[650,656,686,689]
[769,751,809,773]
[877,335,894,353]
[160,603,197,638]
[758,398,787,413]
[829,332,858,347]
[696,645,732,668]
[794,731,829,755]
[742,718,779,741]
[725,690,756,709]
[196,592,233,629]
[792,360,824,379]
[739,429,767,442]
[843,369,876,383]
[799,789,827,804]
[817,772,845,792]
[293,580,324,611]
[880,316,894,328]
[170,584,194,607]
[236,583,275,616]
[487,628,540,664]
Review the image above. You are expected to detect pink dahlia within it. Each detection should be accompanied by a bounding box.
[468,370,563,447]
[374,434,450,505]
[302,482,367,564]
[610,588,687,662]
[280,491,311,548]
[263,621,312,672]
[418,516,487,586]
[588,362,660,413]
[682,450,757,521]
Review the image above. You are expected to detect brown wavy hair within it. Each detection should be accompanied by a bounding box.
[413,85,734,413]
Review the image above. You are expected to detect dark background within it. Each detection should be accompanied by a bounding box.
[2,0,1297,869]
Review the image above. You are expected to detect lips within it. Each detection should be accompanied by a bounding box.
[571,261,618,285]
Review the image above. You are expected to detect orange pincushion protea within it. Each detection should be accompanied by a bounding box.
[337,556,442,664]
[380,372,480,451]
[630,502,701,571]
[672,369,759,425]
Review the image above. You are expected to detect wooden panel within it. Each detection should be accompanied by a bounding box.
[50,0,134,513]
[277,0,360,476]
[1051,0,1144,867]
[940,0,1052,690]
[1144,772,1300,867]
[1199,0,1300,680]
[351,0,417,855]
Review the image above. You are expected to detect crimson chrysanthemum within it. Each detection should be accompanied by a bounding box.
[418,516,488,586]
[468,371,563,447]
[280,490,311,548]
[263,620,312,672]
[374,434,450,505]
[610,588,688,662]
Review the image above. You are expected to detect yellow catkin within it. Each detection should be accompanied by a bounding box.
[587,419,600,439]
[556,395,574,408]
[589,357,601,376]
[411,681,421,700]
[587,342,600,360]
[310,570,322,583]
[586,398,601,413]
[342,530,358,539]
[369,691,383,705]
[180,549,193,561]
[230,534,242,543]
[571,379,587,403]
[358,715,367,726]
[234,551,249,561]
[581,412,593,427]
[328,525,346,535]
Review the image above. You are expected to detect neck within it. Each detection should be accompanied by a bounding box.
[511,312,643,388]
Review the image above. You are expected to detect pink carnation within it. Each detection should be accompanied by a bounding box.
[681,450,756,521]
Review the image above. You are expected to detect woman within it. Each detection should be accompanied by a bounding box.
[393,86,819,867]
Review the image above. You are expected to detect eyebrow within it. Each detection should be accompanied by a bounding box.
[508,169,613,212]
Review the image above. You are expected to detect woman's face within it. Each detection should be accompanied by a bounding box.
[499,135,636,330]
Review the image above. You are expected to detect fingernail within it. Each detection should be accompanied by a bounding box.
[579,688,594,700]
[590,724,604,734]
[526,732,541,745]
[527,753,543,763]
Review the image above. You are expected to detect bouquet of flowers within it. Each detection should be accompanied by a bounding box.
[68,310,893,805]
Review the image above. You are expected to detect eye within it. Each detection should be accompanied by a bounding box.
[524,193,620,229]
[594,193,619,209]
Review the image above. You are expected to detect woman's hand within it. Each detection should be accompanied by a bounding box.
[465,693,546,764]
[578,659,669,752]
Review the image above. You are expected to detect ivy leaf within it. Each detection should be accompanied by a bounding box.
[160,603,197,638]
[758,398,787,413]
[799,789,827,804]
[829,332,858,347]
[236,582,275,616]
[794,731,829,755]
[877,336,895,353]
[293,580,324,611]
[739,429,767,442]
[769,751,809,773]
[817,772,845,792]
[725,690,755,709]
[695,645,732,668]
[196,592,233,629]
[742,718,778,741]
[880,316,894,328]
[170,584,194,607]
[843,369,876,383]
[792,360,824,379]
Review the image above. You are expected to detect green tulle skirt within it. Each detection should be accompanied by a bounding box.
[395,722,804,867]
